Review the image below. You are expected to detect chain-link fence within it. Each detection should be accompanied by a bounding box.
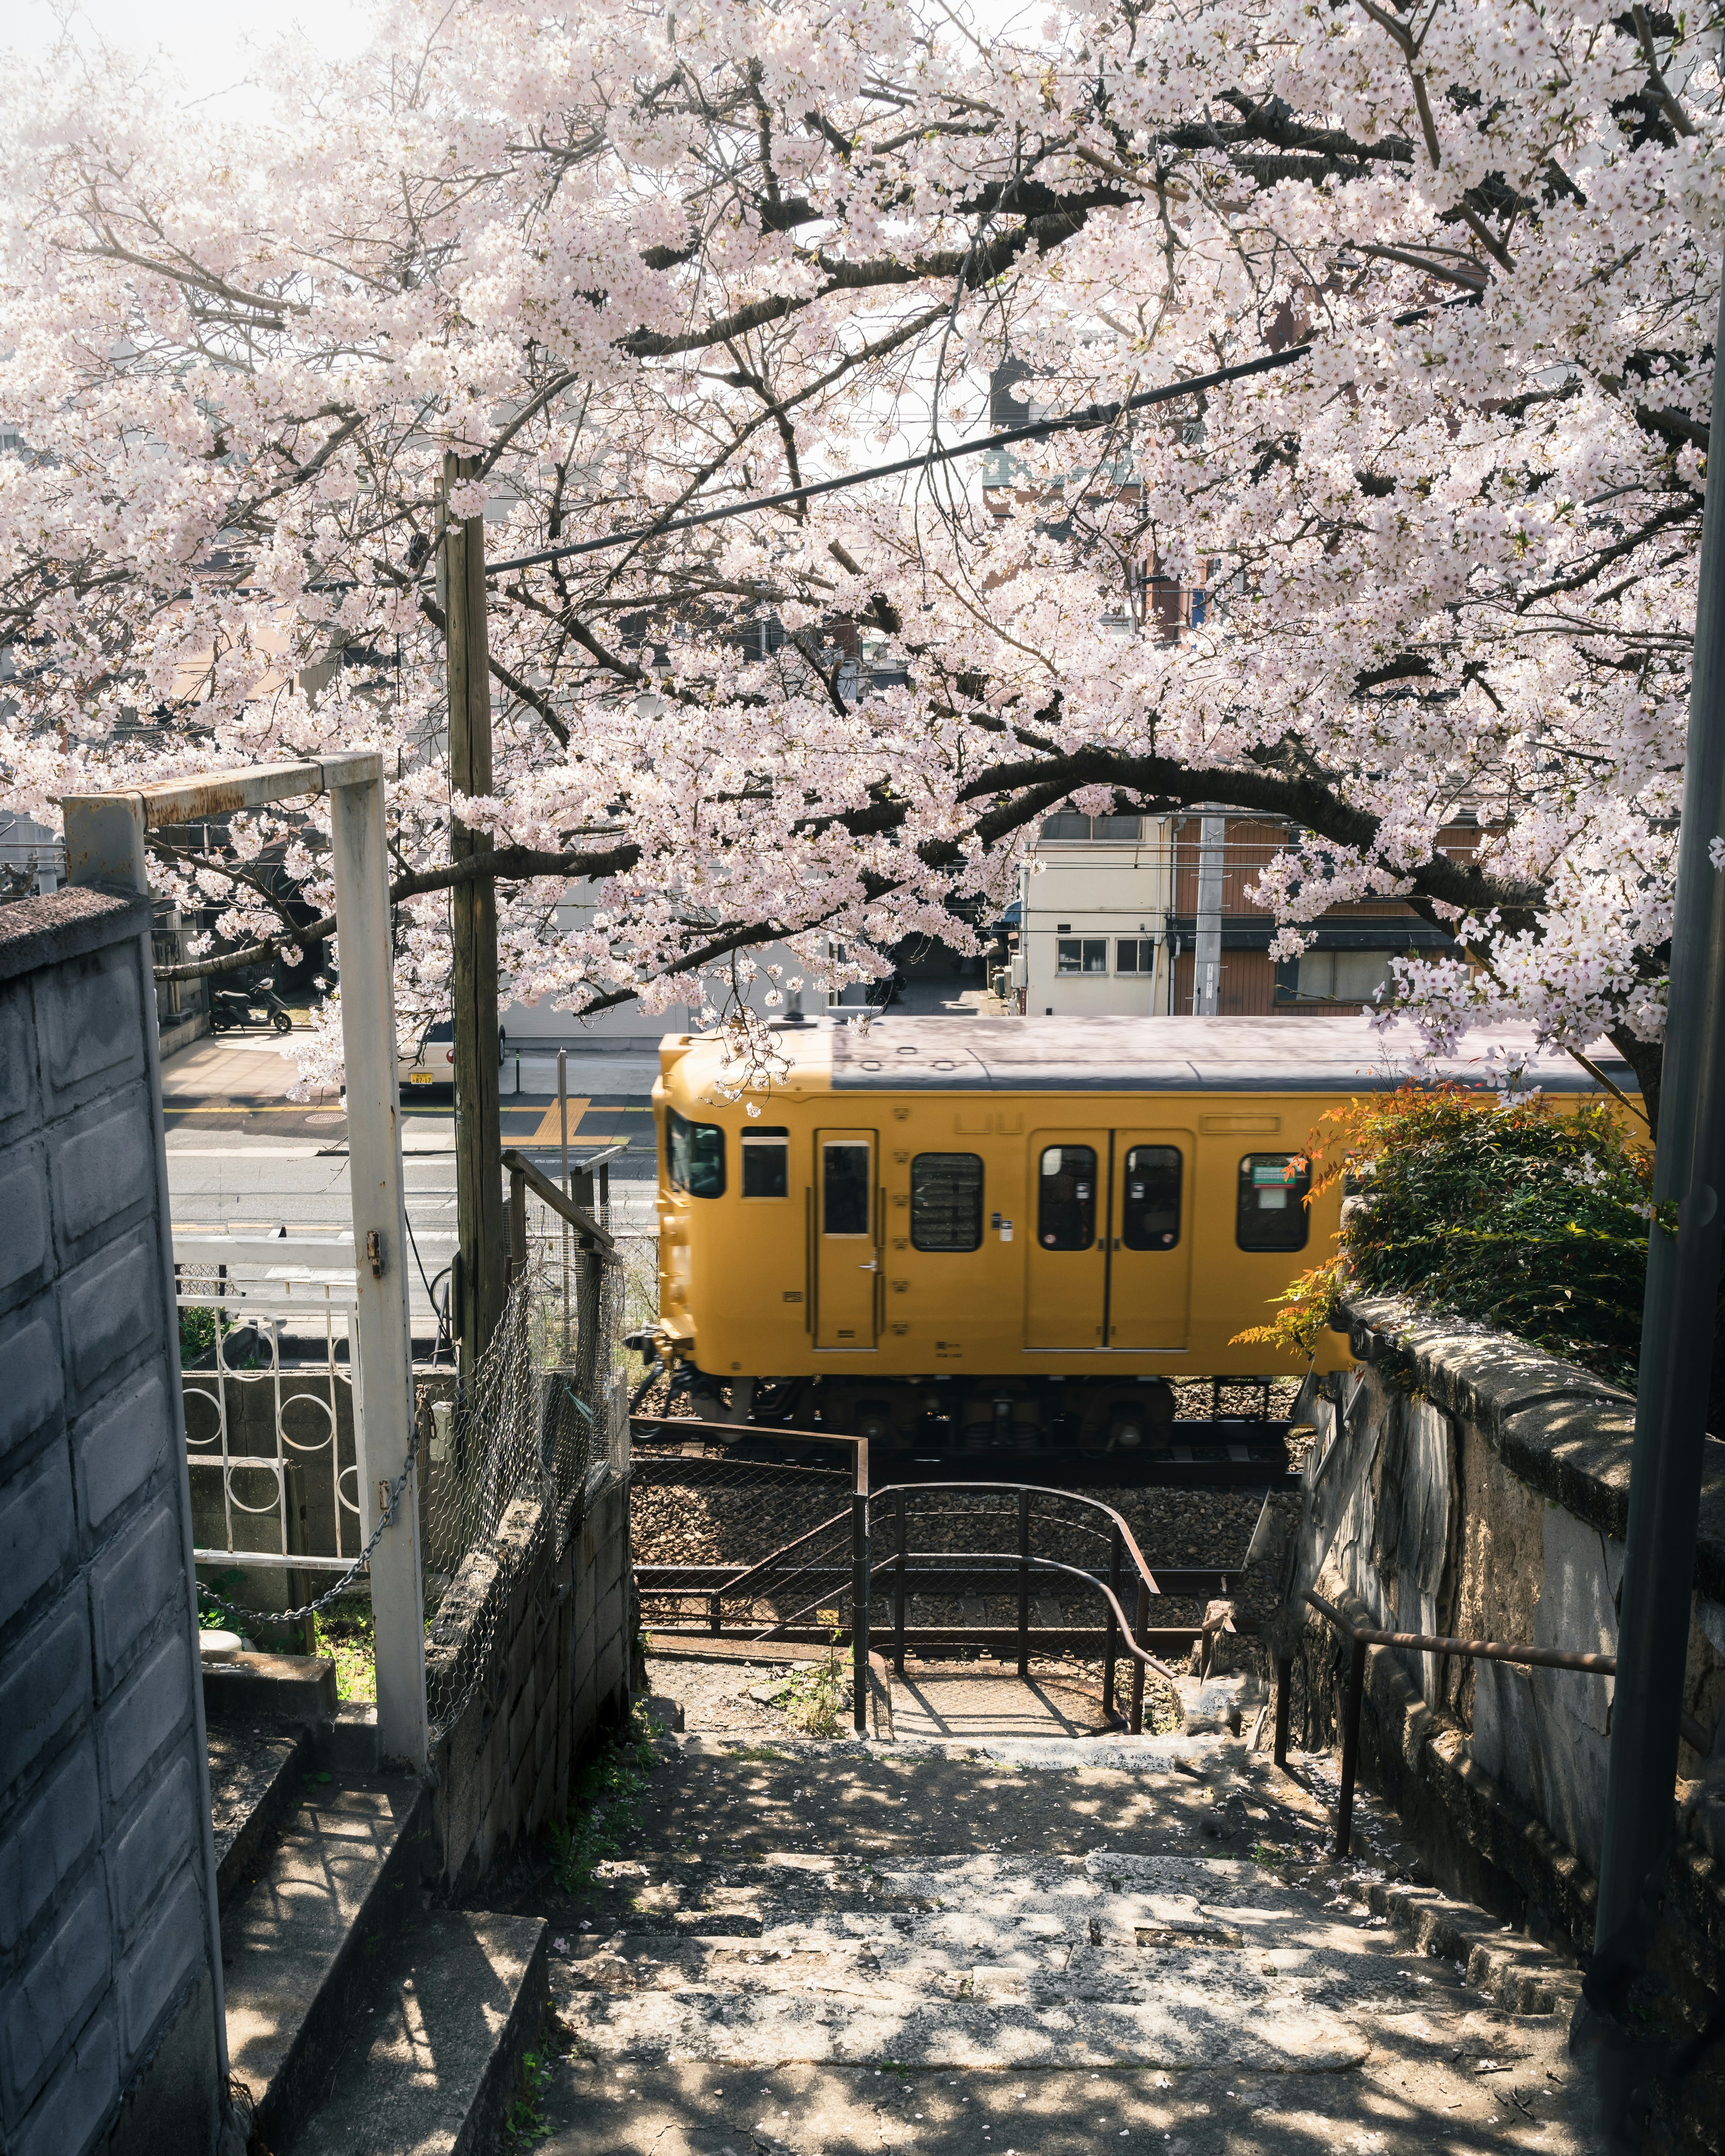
[631,1422,861,1637]
[422,1200,629,1733]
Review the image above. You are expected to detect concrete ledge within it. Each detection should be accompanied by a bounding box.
[202,1650,338,1727]
[1343,1293,1725,1602]
[0,884,147,981]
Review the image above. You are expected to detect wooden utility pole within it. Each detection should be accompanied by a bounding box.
[442,451,507,1379]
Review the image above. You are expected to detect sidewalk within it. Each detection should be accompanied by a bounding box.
[159,1031,337,1108]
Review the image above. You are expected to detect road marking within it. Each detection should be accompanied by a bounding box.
[526,1097,591,1143]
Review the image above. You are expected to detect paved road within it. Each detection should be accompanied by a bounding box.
[161,1030,660,1341]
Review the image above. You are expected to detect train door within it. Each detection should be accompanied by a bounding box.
[1024,1131,1109,1348]
[1105,1132,1192,1349]
[814,1129,880,1349]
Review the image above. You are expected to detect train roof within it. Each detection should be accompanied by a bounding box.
[674,1014,1638,1096]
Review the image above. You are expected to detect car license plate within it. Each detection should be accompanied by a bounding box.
[410,1072,433,1085]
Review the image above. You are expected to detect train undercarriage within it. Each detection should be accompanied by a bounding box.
[640,1352,1300,1479]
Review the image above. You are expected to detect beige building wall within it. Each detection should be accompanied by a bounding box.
[1019,817,1175,1018]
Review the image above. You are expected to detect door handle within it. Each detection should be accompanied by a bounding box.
[858,1260,879,1272]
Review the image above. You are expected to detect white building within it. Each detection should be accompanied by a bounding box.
[1015,812,1177,1017]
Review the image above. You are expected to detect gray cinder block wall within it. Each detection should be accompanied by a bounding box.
[429,1476,632,1892]
[0,890,225,2156]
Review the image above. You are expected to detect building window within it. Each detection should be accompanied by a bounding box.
[1236,1153,1311,1252]
[1041,813,1090,839]
[1038,1144,1097,1249]
[740,1127,789,1197]
[910,1154,983,1251]
[668,1110,725,1198]
[1056,939,1108,975]
[822,1142,871,1236]
[1296,950,1402,1003]
[1092,816,1141,841]
[1116,939,1157,975]
[1121,1146,1182,1249]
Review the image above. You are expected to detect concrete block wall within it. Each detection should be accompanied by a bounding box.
[1282,1296,1725,2029]
[429,1475,632,1893]
[0,890,223,2156]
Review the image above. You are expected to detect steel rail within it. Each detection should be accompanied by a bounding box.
[1293,1590,1715,1858]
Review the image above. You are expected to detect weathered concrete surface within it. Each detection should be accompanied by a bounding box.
[1283,1305,1725,2140]
[888,1670,1112,1741]
[526,1727,1599,2154]
[203,1722,305,1903]
[541,2050,1585,2156]
[292,1911,548,2156]
[0,886,224,2156]
[429,1475,631,1892]
[220,1772,429,2148]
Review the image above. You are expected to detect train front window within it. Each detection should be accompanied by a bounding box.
[740,1127,789,1198]
[1236,1152,1311,1251]
[1038,1144,1097,1249]
[1121,1147,1182,1249]
[822,1143,871,1235]
[911,1154,983,1251]
[668,1109,725,1198]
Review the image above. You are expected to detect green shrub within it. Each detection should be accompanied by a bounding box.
[1234,1085,1654,1388]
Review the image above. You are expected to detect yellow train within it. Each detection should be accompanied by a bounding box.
[650,1014,1631,1458]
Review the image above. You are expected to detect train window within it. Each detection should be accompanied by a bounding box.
[740,1127,789,1198]
[1056,939,1108,974]
[1236,1153,1311,1252]
[1038,1144,1097,1249]
[910,1154,983,1251]
[668,1109,725,1198]
[1121,1146,1181,1249]
[822,1143,871,1235]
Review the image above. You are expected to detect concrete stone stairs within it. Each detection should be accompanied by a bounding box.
[203,1660,547,2154]
[529,1726,1602,2155]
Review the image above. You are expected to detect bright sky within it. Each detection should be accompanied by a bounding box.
[11,0,372,110]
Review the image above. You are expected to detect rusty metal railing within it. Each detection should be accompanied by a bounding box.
[874,1481,1195,1732]
[1288,1588,1715,1857]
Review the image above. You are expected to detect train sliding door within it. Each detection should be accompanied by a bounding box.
[1024,1129,1193,1352]
[1025,1132,1108,1347]
[1106,1133,1192,1349]
[814,1130,880,1349]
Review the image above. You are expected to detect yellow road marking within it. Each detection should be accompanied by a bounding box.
[528,1097,590,1144]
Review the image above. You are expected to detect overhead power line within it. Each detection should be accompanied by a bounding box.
[481,340,1314,578]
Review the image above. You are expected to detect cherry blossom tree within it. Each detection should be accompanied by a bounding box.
[1,0,1720,1122]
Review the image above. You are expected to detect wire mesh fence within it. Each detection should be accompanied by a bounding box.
[631,1420,860,1637]
[422,1206,630,1733]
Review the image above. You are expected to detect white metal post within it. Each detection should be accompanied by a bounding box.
[325,753,429,1767]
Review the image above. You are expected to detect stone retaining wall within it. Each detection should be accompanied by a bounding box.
[428,1474,632,1894]
[1281,1297,1725,2059]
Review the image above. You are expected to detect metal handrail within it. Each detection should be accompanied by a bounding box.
[1292,1588,1715,1857]
[872,1481,1194,1732]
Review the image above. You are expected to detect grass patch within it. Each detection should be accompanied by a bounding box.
[548,1707,659,1893]
[502,2046,553,2149]
[778,1632,848,1738]
[313,1599,377,1702]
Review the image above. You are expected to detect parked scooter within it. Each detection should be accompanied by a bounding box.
[209,976,294,1034]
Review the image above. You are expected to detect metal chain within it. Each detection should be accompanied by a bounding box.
[205,1418,424,1627]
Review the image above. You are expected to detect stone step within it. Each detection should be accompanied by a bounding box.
[288,1912,549,2156]
[220,1769,431,2152]
[206,1720,311,1907]
[552,1850,1423,2069]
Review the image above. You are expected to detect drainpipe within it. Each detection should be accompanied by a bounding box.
[1194,810,1225,1015]
[1582,264,1725,2140]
